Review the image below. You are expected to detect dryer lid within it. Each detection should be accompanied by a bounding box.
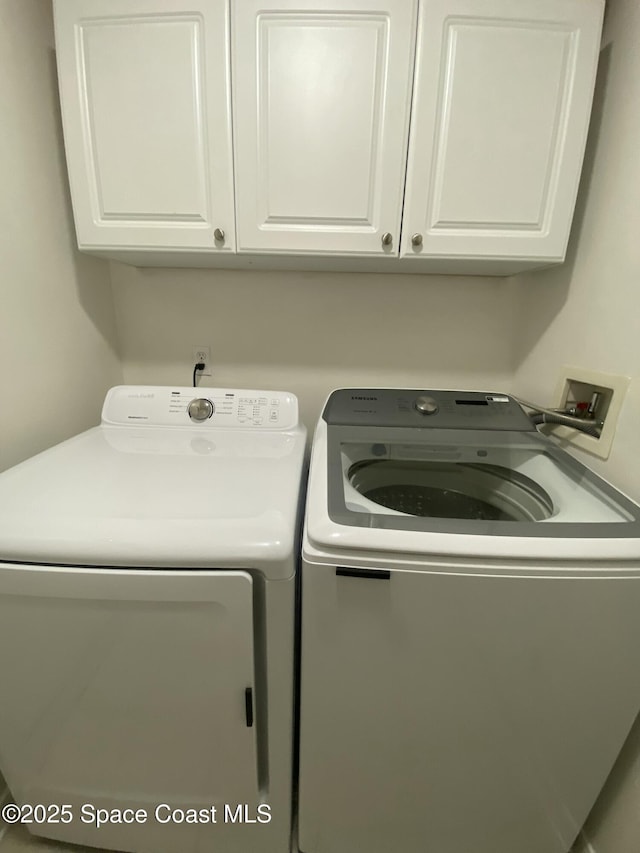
[0,387,306,576]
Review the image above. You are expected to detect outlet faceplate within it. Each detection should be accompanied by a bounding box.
[552,366,630,460]
[192,346,212,377]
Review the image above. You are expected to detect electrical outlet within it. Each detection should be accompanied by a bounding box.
[551,366,630,460]
[192,346,212,377]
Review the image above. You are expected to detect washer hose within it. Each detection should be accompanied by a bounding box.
[513,396,603,438]
[528,412,602,438]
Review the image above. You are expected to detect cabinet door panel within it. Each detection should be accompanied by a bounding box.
[233,0,417,255]
[401,0,603,261]
[54,0,235,251]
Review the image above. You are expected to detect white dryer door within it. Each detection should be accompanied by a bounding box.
[0,564,259,850]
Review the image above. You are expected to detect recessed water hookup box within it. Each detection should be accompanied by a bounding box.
[552,366,630,460]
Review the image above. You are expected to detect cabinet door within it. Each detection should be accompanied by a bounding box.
[54,0,235,251]
[401,0,604,261]
[233,0,417,256]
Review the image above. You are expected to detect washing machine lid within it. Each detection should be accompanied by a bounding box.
[0,386,306,576]
[305,389,640,562]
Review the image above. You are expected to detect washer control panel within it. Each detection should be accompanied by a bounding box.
[323,388,535,431]
[102,386,299,430]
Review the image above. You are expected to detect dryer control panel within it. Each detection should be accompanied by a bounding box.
[323,388,535,431]
[102,386,299,430]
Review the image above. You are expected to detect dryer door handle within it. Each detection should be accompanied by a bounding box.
[245,687,254,727]
[336,567,391,580]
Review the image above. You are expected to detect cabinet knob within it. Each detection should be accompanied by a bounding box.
[411,233,423,247]
[381,232,393,247]
[214,228,225,242]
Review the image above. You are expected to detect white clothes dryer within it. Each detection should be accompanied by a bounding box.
[299,388,640,853]
[0,385,306,853]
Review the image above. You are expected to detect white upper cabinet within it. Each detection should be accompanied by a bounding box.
[401,0,604,263]
[53,0,604,273]
[54,0,235,252]
[232,0,417,256]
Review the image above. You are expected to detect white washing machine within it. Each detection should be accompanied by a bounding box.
[0,385,306,853]
[299,388,640,853]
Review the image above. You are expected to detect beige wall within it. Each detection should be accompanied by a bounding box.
[111,264,517,431]
[512,0,640,504]
[0,0,122,473]
[513,1,640,851]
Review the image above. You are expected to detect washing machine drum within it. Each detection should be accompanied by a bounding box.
[348,460,554,522]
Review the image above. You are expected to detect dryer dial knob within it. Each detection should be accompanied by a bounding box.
[414,395,439,415]
[188,398,214,421]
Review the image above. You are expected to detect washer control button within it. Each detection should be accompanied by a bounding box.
[414,395,439,416]
[188,398,215,421]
